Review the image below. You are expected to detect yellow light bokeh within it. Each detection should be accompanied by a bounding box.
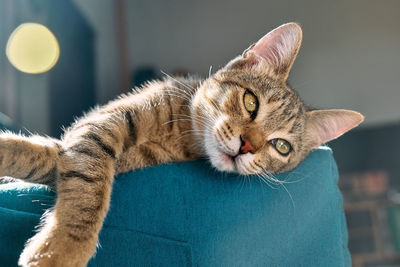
[6,23,60,74]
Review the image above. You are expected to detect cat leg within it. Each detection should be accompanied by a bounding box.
[19,168,114,266]
[19,111,130,266]
[19,142,117,267]
[0,132,60,186]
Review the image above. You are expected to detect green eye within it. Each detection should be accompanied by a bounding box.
[243,90,258,119]
[270,138,292,156]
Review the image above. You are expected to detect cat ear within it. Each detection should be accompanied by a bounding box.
[305,109,364,149]
[243,22,302,80]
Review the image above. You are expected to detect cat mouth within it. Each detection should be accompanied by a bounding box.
[216,148,256,175]
[220,151,236,165]
[214,149,239,173]
[206,137,241,173]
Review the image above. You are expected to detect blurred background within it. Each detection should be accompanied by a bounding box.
[0,0,399,266]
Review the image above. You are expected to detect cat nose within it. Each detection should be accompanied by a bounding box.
[239,135,255,154]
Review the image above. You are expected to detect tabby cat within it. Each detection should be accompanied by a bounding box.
[0,23,363,266]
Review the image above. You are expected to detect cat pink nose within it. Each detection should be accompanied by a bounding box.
[240,136,255,154]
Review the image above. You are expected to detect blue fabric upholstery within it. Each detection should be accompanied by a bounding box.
[0,148,351,266]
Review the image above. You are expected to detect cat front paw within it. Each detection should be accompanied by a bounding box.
[19,238,90,267]
[18,241,55,267]
[18,231,91,267]
[18,240,59,267]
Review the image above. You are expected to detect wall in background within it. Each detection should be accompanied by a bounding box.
[72,0,121,104]
[0,0,95,136]
[1,0,53,133]
[125,0,400,126]
[0,2,17,121]
[2,0,399,133]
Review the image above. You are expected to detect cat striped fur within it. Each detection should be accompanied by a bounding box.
[0,23,363,266]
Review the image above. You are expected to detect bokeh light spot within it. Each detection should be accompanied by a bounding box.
[6,23,60,74]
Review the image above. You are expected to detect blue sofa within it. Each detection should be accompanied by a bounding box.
[0,146,351,266]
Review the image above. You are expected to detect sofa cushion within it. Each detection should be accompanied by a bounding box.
[0,147,351,266]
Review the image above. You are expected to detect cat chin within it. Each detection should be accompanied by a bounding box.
[205,135,256,174]
[208,148,257,175]
[203,135,235,172]
[208,148,237,173]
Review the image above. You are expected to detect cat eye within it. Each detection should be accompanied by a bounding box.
[269,138,292,156]
[243,90,258,119]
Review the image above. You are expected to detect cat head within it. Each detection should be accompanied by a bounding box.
[191,22,364,174]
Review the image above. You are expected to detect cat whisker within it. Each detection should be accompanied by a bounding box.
[198,113,219,125]
[173,117,213,130]
[270,171,306,184]
[260,170,294,185]
[171,113,215,129]
[164,92,192,102]
[175,133,202,142]
[180,129,208,135]
[161,118,191,126]
[180,130,208,139]
[167,85,195,99]
[164,90,192,101]
[173,113,206,120]
[278,170,308,184]
[197,112,220,128]
[255,173,278,189]
[160,70,196,91]
[162,119,211,132]
[203,96,223,116]
[280,182,295,209]
[258,170,295,208]
[238,174,248,193]
[165,90,193,103]
[255,170,277,188]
